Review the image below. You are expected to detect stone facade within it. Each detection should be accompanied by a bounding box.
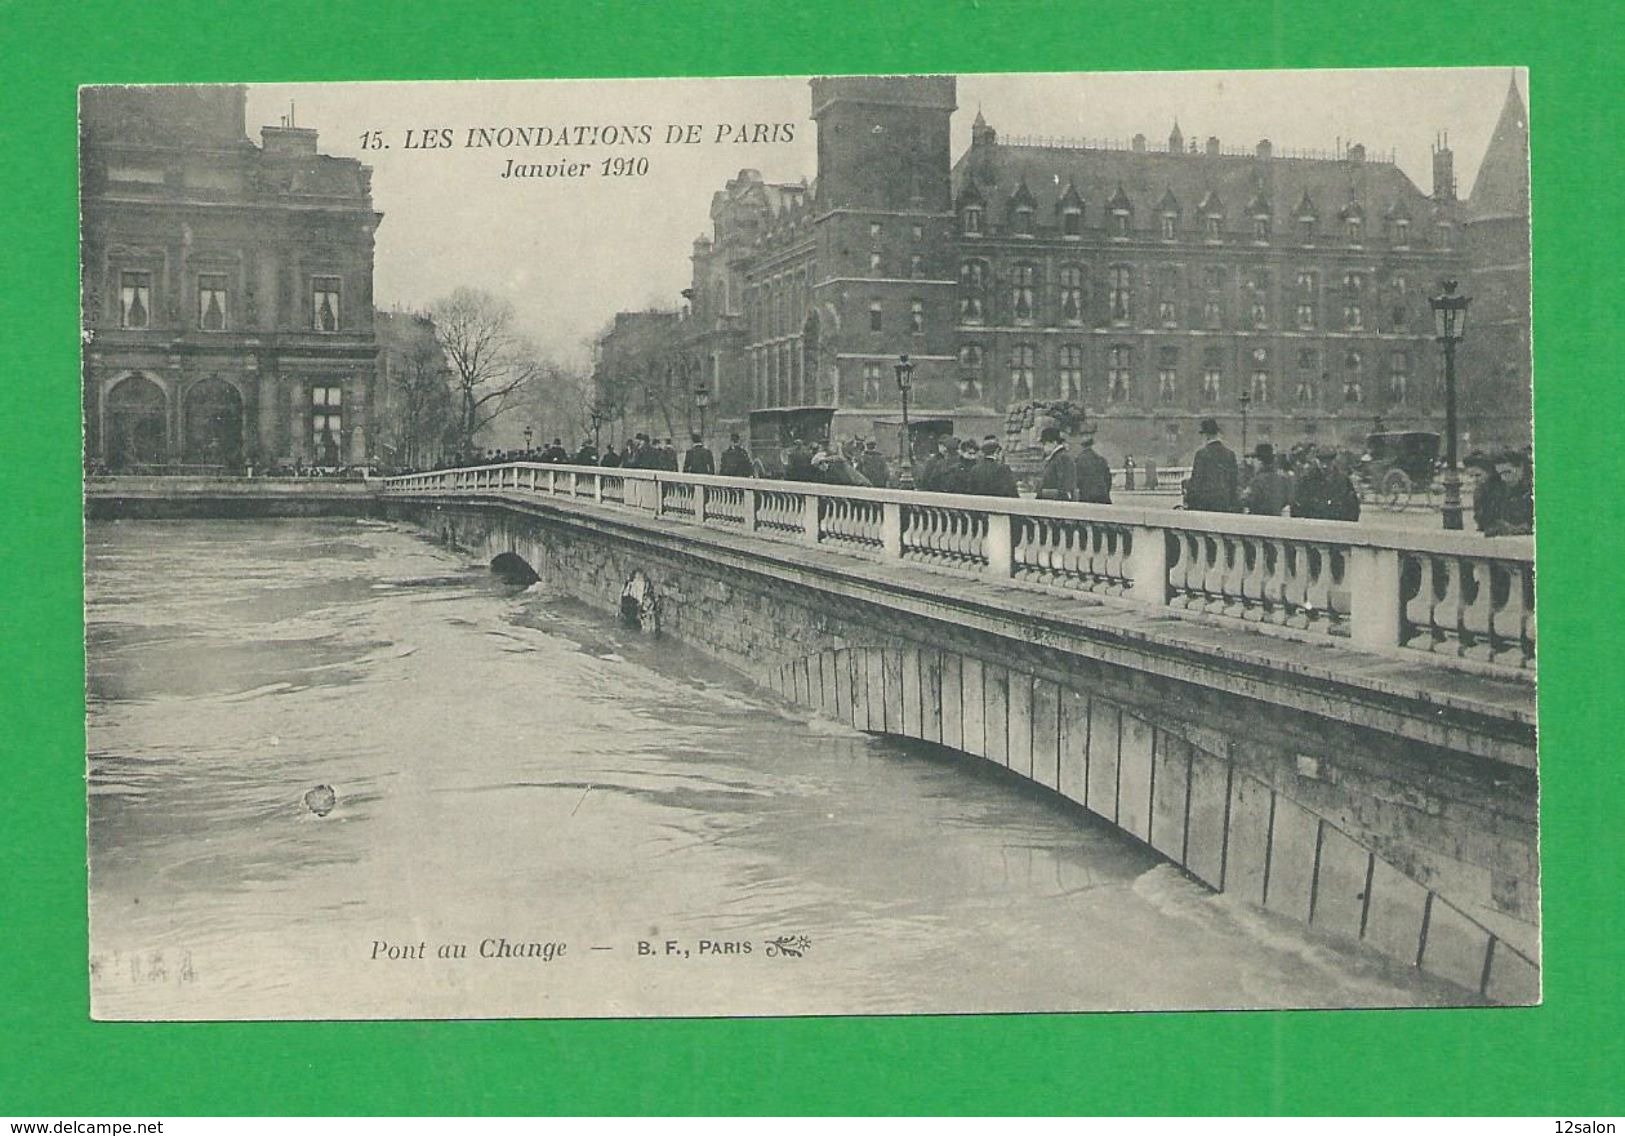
[611,74,1532,465]
[81,86,382,470]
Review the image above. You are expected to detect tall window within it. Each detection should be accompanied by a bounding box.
[869,221,883,240]
[1108,265,1133,322]
[1295,270,1318,330]
[1250,348,1270,404]
[869,251,883,274]
[1346,216,1363,243]
[959,259,987,323]
[1009,344,1035,400]
[1296,348,1319,405]
[962,205,983,235]
[911,223,924,241]
[1059,345,1083,399]
[1392,218,1410,246]
[1253,216,1270,240]
[1343,350,1363,404]
[1389,274,1410,330]
[1157,266,1179,327]
[1298,216,1316,243]
[1157,346,1179,404]
[1160,213,1177,240]
[1061,207,1083,236]
[1112,210,1130,237]
[1108,345,1132,403]
[909,300,925,335]
[1201,347,1223,404]
[868,302,883,332]
[1203,299,1223,329]
[1247,271,1270,328]
[312,277,341,332]
[1013,204,1035,235]
[1059,266,1084,324]
[910,254,923,279]
[1011,263,1037,323]
[197,274,228,331]
[862,363,883,404]
[958,343,985,403]
[1203,214,1222,239]
[311,386,342,453]
[1388,351,1410,404]
[120,271,152,329]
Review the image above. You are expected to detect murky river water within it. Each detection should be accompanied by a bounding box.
[85,518,1464,1019]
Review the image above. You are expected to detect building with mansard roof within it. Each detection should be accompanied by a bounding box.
[613,74,1530,466]
[81,85,382,471]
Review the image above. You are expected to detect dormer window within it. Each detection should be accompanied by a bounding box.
[962,206,983,235]
[1346,216,1363,242]
[1014,204,1035,235]
[1061,208,1082,237]
[1253,216,1270,240]
[1298,216,1316,243]
[1204,215,1222,239]
[1160,214,1177,240]
[1112,212,1130,236]
[1392,217,1410,246]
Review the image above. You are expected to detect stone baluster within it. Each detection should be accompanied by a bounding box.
[1126,524,1167,607]
[1348,545,1403,651]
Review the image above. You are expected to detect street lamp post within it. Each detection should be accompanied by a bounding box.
[894,353,916,488]
[1429,279,1472,531]
[694,384,710,441]
[523,425,533,455]
[588,403,607,453]
[1238,388,1252,454]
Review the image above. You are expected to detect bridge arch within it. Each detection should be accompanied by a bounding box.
[770,644,1537,1004]
[490,551,539,586]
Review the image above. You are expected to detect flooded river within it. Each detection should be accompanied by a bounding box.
[85,518,1464,1018]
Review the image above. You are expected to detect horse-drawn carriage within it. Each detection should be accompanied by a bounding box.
[746,406,836,478]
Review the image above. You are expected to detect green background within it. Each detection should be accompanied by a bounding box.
[3,0,1619,1116]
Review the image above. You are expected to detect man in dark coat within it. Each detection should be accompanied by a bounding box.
[1074,429,1113,504]
[780,437,813,482]
[1036,426,1078,502]
[682,433,715,475]
[654,439,680,472]
[967,437,1020,497]
[1322,451,1361,522]
[1486,451,1532,535]
[917,437,957,492]
[718,433,753,478]
[599,443,622,468]
[1184,418,1240,512]
[574,441,598,465]
[942,439,983,494]
[543,438,569,464]
[1242,443,1292,516]
[856,440,891,489]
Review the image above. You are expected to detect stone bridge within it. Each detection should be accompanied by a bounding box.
[92,466,1540,1002]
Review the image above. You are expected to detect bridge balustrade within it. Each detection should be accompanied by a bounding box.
[383,463,1536,675]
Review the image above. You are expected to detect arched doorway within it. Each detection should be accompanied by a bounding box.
[104,375,168,469]
[183,377,244,468]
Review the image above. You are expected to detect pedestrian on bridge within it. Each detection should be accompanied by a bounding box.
[917,436,957,492]
[1074,428,1113,505]
[719,433,754,478]
[1036,426,1078,502]
[967,437,1020,497]
[599,443,622,468]
[1184,418,1240,512]
[1242,444,1292,516]
[682,433,715,475]
[857,440,891,489]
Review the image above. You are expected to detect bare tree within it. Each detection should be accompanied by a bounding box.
[429,288,543,454]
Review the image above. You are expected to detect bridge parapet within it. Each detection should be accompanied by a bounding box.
[385,463,1536,678]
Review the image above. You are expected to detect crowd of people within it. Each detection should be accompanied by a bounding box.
[415,417,1531,536]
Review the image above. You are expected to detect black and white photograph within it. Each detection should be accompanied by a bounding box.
[81,68,1536,1020]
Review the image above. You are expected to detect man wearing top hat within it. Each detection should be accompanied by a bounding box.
[967,436,1020,498]
[1184,418,1241,512]
[718,432,753,478]
[1242,443,1292,516]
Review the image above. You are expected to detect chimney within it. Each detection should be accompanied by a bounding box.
[261,125,319,156]
[1347,142,1366,163]
[1205,136,1220,156]
[1431,132,1457,203]
[1132,133,1146,153]
[1256,138,1272,159]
